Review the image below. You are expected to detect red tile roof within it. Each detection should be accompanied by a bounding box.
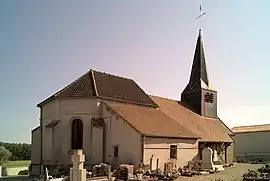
[104,101,199,139]
[150,95,234,143]
[37,69,157,107]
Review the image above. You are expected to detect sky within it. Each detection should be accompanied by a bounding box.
[0,0,270,143]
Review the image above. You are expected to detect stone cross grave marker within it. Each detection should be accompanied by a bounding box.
[70,150,86,181]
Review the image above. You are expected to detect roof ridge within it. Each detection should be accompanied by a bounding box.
[55,69,91,97]
[232,124,270,129]
[92,69,132,80]
[90,69,99,96]
[149,94,177,101]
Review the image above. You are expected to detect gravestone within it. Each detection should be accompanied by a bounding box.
[201,147,213,170]
[201,147,224,171]
[70,150,86,181]
[213,150,218,162]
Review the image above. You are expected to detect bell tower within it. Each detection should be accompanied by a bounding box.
[181,30,217,118]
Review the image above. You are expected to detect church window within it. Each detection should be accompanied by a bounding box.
[204,92,214,103]
[71,119,83,150]
[113,146,119,158]
[170,145,177,159]
[185,92,195,103]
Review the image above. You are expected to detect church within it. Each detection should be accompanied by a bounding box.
[30,30,234,176]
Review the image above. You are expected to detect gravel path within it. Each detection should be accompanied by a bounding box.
[178,163,264,181]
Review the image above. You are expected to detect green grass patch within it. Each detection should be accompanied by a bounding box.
[2,160,30,168]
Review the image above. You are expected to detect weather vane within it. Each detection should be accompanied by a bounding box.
[196,5,206,19]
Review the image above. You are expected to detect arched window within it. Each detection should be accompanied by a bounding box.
[71,119,83,150]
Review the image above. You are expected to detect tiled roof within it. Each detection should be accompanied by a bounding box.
[93,70,156,106]
[104,101,199,139]
[37,69,157,107]
[150,95,234,143]
[232,124,270,133]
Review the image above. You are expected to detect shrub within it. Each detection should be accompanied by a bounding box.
[0,146,12,165]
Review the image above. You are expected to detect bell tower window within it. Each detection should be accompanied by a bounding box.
[204,92,214,103]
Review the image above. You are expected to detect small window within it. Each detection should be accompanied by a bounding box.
[113,146,119,158]
[204,92,214,103]
[170,145,177,159]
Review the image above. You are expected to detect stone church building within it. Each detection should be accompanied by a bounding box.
[30,30,234,176]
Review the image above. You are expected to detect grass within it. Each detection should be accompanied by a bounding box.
[2,160,30,168]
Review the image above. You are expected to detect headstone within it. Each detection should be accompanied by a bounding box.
[70,150,86,181]
[213,150,218,162]
[120,164,134,179]
[201,147,213,170]
[45,167,49,180]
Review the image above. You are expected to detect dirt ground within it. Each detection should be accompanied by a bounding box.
[179,163,264,181]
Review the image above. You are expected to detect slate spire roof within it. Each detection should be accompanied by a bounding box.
[186,29,210,90]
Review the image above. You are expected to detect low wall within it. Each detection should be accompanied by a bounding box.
[236,155,270,162]
[1,166,28,176]
[29,164,41,176]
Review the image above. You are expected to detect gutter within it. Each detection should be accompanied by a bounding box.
[141,135,145,163]
[145,135,200,140]
[40,107,43,174]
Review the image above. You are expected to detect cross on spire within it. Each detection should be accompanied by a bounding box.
[196,4,206,19]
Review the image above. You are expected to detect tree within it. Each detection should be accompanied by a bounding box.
[0,142,31,160]
[0,146,12,165]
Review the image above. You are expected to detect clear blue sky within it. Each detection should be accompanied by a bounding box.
[1,0,270,143]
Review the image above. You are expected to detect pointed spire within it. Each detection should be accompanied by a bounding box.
[188,29,209,89]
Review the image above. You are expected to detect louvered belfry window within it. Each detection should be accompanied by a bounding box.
[204,92,214,103]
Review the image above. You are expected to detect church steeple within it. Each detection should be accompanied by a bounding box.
[181,29,217,118]
[189,29,209,89]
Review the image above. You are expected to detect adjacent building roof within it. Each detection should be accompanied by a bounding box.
[37,69,157,108]
[232,124,270,133]
[150,96,234,143]
[104,101,199,139]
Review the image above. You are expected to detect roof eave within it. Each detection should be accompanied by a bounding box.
[31,126,40,132]
[144,134,200,140]
[234,130,270,134]
[98,95,158,108]
[37,95,56,108]
[199,139,234,143]
[217,116,234,135]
